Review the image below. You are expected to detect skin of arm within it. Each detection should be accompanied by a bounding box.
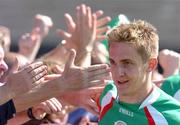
[18,14,53,62]
[0,61,47,105]
[13,49,110,112]
[159,49,180,77]
[57,4,111,67]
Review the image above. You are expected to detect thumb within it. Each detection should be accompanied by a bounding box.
[64,49,76,70]
[56,29,71,40]
[10,57,20,73]
[33,108,47,120]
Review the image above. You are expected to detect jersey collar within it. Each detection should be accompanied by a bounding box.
[139,85,160,109]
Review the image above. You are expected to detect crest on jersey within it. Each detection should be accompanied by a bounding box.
[114,120,127,125]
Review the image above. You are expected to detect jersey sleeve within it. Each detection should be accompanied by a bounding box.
[97,81,117,119]
[161,74,180,100]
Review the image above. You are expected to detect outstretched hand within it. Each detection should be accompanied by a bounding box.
[159,49,180,77]
[34,14,53,38]
[6,61,47,98]
[32,97,62,120]
[57,4,111,52]
[60,49,110,90]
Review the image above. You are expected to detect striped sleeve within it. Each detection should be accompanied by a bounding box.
[97,81,117,119]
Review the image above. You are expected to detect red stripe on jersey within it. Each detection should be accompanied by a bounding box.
[144,107,155,125]
[96,97,101,113]
[100,98,115,120]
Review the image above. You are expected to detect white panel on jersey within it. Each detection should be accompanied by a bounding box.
[139,86,160,109]
[174,89,180,102]
[147,105,168,125]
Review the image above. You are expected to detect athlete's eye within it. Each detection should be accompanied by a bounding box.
[109,58,115,65]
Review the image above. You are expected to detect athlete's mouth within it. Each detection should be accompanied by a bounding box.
[117,80,129,84]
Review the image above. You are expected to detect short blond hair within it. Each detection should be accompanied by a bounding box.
[107,20,159,62]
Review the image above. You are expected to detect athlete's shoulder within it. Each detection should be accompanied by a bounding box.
[161,74,180,100]
[97,80,117,110]
[161,74,180,88]
[146,87,180,125]
[97,80,118,120]
[152,87,180,124]
[99,80,117,102]
[156,87,180,105]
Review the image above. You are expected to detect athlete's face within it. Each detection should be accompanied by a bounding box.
[0,46,8,80]
[109,41,148,97]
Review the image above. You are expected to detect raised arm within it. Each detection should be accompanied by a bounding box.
[18,14,53,62]
[13,49,110,112]
[39,4,110,71]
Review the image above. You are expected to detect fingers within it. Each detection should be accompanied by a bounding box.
[87,6,92,28]
[51,98,62,112]
[96,25,109,41]
[23,62,48,84]
[56,29,71,40]
[51,65,63,74]
[81,64,110,85]
[32,70,47,83]
[35,14,53,27]
[81,4,87,27]
[64,49,76,71]
[64,13,75,33]
[24,61,44,72]
[44,74,61,81]
[48,98,62,112]
[92,14,97,34]
[86,64,109,72]
[44,98,62,114]
[93,10,111,28]
[96,26,110,35]
[85,80,104,88]
[76,5,81,31]
[96,16,111,28]
[87,68,110,81]
[85,99,99,116]
[93,10,103,19]
[30,65,47,77]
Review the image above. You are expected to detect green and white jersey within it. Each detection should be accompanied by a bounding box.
[161,74,180,101]
[97,81,180,125]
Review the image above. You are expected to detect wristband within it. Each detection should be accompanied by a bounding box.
[27,107,36,119]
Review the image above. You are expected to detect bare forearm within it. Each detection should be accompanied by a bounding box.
[75,51,92,67]
[0,85,12,105]
[26,38,42,62]
[13,78,66,112]
[7,111,30,125]
[39,43,70,65]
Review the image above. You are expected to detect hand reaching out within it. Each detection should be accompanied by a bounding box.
[32,97,62,120]
[159,49,180,77]
[60,49,110,90]
[18,14,53,62]
[34,14,53,38]
[59,85,104,116]
[18,33,41,62]
[57,4,111,52]
[6,61,47,98]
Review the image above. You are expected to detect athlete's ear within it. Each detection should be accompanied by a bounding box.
[147,58,158,72]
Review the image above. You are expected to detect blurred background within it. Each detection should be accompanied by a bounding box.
[0,0,179,56]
